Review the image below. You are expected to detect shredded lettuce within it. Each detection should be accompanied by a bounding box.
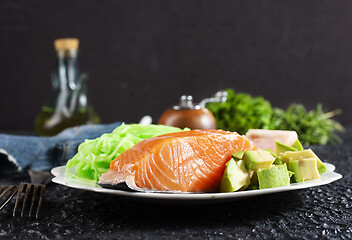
[65,123,185,183]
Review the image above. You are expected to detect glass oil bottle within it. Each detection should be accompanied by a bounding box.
[35,38,100,136]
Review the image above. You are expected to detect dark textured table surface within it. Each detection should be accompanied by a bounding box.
[1,128,351,239]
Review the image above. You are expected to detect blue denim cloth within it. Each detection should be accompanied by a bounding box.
[0,122,122,174]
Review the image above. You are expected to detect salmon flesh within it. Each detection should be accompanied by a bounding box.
[98,130,256,192]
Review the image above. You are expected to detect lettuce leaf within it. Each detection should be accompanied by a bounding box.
[65,123,185,183]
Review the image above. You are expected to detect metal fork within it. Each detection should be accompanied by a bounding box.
[0,183,45,219]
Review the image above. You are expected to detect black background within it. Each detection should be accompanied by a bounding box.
[1,0,351,131]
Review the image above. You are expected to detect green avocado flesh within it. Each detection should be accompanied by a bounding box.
[257,164,290,189]
[276,141,297,155]
[289,158,320,182]
[221,140,326,192]
[242,151,275,171]
[291,139,304,151]
[232,151,245,160]
[247,171,259,190]
[276,139,304,155]
[265,148,278,158]
[220,159,251,192]
[279,149,326,174]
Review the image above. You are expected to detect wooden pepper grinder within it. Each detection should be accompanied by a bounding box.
[158,95,217,130]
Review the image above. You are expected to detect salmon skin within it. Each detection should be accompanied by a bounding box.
[98,130,256,192]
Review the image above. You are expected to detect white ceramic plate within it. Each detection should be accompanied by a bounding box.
[51,163,342,204]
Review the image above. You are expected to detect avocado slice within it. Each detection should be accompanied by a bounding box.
[247,171,259,190]
[257,164,290,189]
[279,149,326,174]
[276,141,297,155]
[232,151,245,160]
[266,148,284,165]
[265,148,278,158]
[220,159,251,192]
[274,157,284,165]
[276,139,304,155]
[289,158,320,182]
[291,139,304,151]
[242,151,275,171]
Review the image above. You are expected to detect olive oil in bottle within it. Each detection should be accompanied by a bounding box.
[35,38,100,136]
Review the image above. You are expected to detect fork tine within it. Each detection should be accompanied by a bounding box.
[13,183,26,217]
[36,185,45,219]
[0,186,14,199]
[1,183,46,219]
[21,183,32,217]
[0,186,19,211]
[28,184,39,219]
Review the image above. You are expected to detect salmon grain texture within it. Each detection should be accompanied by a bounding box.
[99,130,256,192]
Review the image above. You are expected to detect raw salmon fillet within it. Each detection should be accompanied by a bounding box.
[99,130,256,192]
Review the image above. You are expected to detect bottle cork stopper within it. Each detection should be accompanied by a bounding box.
[54,38,79,50]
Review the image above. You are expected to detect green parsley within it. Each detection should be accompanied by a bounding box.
[206,89,343,145]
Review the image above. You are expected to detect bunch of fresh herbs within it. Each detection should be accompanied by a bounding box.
[206,89,344,145]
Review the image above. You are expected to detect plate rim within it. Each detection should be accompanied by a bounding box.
[51,163,343,202]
